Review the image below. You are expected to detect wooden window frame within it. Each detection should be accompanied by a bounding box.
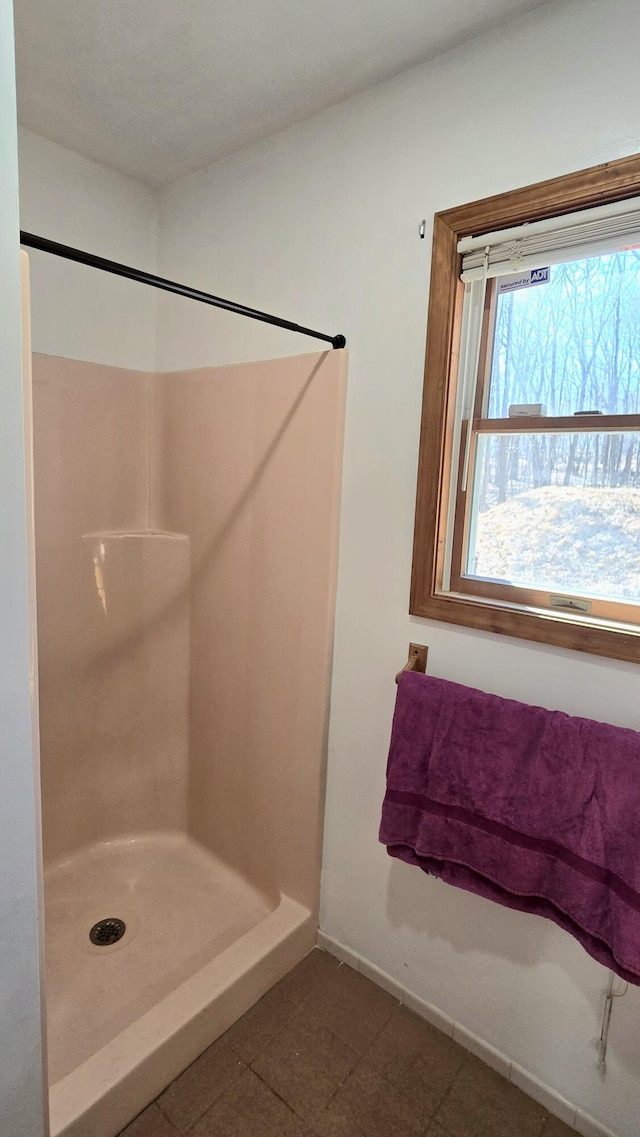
[410,154,640,664]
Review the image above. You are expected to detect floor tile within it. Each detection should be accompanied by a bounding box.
[118,1103,177,1137]
[118,958,580,1137]
[274,948,341,1006]
[157,1039,246,1131]
[189,1067,311,1136]
[313,1061,425,1137]
[366,1005,466,1116]
[436,1056,546,1137]
[311,1102,367,1137]
[252,1013,357,1121]
[220,984,297,1063]
[302,962,399,1053]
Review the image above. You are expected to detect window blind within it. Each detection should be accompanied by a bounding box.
[459,195,640,282]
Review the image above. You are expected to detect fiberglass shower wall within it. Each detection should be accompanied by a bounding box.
[153,353,346,903]
[34,357,190,856]
[35,350,346,889]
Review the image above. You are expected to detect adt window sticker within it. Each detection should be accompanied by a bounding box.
[497,267,550,295]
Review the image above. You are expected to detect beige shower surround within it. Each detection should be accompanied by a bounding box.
[32,349,347,1137]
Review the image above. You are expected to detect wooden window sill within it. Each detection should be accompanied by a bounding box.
[411,590,640,664]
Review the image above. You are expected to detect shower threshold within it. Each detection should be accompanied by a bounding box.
[44,833,313,1137]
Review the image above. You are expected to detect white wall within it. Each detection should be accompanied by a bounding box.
[0,5,47,1135]
[18,128,158,370]
[156,2,640,1134]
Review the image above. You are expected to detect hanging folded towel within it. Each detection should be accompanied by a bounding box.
[379,672,640,984]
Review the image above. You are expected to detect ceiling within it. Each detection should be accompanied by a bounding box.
[14,0,552,188]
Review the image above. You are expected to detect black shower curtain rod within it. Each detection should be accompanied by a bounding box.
[20,232,347,350]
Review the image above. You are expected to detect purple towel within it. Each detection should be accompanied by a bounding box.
[379,672,640,984]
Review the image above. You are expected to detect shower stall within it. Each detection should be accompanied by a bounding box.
[24,257,347,1136]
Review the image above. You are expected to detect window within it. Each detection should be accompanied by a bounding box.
[411,155,640,663]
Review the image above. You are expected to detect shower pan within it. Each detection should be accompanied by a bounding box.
[30,340,347,1137]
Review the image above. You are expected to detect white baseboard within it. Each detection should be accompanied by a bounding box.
[316,930,619,1137]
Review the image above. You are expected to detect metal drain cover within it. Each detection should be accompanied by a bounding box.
[89,917,126,946]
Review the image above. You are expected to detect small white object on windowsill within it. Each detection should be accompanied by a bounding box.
[508,404,546,417]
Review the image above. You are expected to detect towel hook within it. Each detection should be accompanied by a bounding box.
[395,644,428,685]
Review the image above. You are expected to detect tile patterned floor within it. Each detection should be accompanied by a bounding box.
[118,949,578,1137]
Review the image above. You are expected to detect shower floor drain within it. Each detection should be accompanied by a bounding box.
[89,917,126,946]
